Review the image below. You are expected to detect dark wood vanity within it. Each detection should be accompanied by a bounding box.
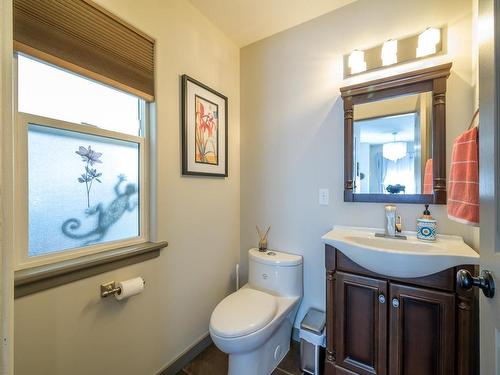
[324,244,478,375]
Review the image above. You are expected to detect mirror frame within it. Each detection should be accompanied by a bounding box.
[340,63,452,204]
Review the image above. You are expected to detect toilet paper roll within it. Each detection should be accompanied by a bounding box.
[115,277,145,300]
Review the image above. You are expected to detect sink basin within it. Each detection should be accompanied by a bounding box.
[321,226,479,278]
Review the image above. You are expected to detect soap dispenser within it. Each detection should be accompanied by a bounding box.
[417,204,437,241]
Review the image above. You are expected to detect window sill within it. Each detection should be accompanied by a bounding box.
[14,241,168,298]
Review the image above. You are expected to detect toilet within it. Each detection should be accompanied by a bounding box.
[210,248,303,375]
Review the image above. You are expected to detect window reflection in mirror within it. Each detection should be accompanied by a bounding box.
[353,92,433,195]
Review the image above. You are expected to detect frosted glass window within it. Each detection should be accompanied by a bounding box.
[28,124,140,257]
[18,55,143,136]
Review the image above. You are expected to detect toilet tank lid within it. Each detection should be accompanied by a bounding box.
[249,248,302,266]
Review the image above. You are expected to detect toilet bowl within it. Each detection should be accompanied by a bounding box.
[209,249,303,375]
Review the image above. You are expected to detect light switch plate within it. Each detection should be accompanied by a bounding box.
[319,188,329,205]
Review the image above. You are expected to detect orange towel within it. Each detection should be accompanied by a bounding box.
[447,127,479,226]
[423,158,433,194]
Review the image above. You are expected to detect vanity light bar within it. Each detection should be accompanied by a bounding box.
[344,27,444,78]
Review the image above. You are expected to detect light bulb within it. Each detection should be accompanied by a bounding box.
[348,50,367,74]
[381,39,398,66]
[416,27,441,57]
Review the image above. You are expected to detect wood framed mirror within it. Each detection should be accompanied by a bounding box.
[340,63,452,204]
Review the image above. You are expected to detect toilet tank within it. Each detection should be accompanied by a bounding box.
[248,248,303,298]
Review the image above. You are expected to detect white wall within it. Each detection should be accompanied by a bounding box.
[240,0,477,327]
[14,1,240,374]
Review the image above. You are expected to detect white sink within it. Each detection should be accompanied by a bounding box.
[321,226,479,278]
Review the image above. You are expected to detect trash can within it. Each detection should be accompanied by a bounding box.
[300,308,326,375]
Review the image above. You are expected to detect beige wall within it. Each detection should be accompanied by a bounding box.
[1,0,14,373]
[240,0,477,327]
[14,1,240,374]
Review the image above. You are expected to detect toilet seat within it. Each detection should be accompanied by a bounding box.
[210,288,278,338]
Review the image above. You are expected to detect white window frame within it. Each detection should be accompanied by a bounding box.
[13,53,150,270]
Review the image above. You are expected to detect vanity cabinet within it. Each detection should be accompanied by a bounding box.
[334,272,387,374]
[325,245,478,375]
[388,283,455,375]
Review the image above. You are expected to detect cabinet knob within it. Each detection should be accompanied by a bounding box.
[457,269,495,298]
[392,298,400,308]
[378,294,386,304]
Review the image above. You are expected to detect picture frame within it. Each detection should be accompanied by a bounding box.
[181,74,228,177]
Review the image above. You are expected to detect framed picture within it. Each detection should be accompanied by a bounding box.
[181,75,228,177]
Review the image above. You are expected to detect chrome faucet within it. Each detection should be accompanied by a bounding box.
[385,205,397,237]
[375,205,406,240]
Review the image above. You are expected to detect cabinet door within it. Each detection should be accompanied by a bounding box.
[389,283,455,375]
[335,272,388,375]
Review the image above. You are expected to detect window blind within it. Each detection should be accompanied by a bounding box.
[13,0,155,101]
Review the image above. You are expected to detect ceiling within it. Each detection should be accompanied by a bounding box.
[188,0,357,47]
[357,113,417,144]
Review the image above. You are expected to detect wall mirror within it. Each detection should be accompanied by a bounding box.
[341,63,452,204]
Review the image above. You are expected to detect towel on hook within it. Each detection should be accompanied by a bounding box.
[423,158,433,194]
[447,127,479,226]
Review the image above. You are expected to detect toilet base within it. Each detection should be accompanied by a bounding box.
[228,319,292,375]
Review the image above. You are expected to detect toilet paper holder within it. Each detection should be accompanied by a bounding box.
[100,279,146,298]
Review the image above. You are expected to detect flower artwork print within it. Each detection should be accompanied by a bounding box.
[195,95,218,165]
[28,124,140,257]
[182,75,227,176]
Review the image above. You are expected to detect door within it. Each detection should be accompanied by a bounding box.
[388,283,455,375]
[478,0,500,374]
[335,272,387,375]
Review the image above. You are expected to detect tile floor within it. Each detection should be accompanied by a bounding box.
[178,340,303,375]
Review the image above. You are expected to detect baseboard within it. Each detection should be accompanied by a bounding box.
[156,332,212,375]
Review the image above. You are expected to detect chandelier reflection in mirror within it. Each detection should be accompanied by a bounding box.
[382,132,407,162]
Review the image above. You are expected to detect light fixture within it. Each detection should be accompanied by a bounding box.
[416,27,441,57]
[381,39,398,66]
[343,27,443,78]
[348,50,367,74]
[383,133,407,162]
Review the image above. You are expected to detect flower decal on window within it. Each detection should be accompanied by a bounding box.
[76,145,103,207]
[76,145,102,165]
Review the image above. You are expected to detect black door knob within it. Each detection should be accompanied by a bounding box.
[457,269,495,298]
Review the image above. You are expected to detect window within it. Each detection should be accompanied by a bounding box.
[18,55,143,136]
[15,54,148,267]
